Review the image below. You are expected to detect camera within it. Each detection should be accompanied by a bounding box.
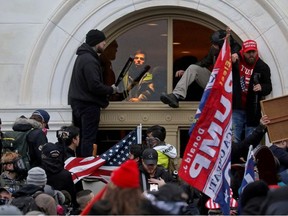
[149,183,159,191]
[56,130,70,140]
[172,170,178,181]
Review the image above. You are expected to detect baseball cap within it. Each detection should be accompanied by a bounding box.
[242,40,258,53]
[31,109,50,129]
[142,148,158,165]
[41,142,61,159]
[0,187,13,194]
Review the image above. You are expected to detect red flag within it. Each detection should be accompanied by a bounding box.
[178,36,232,215]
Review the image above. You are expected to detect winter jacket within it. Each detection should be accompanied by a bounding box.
[13,184,43,198]
[12,117,48,168]
[231,124,267,164]
[12,184,57,215]
[196,36,241,68]
[64,146,76,160]
[138,165,174,192]
[269,145,288,172]
[153,143,177,169]
[232,56,272,127]
[0,172,26,193]
[68,43,114,108]
[41,157,76,207]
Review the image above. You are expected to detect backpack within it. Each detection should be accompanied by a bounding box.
[10,191,42,214]
[168,157,178,174]
[1,130,32,171]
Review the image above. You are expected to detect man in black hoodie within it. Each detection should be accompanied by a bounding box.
[41,142,77,209]
[68,29,119,157]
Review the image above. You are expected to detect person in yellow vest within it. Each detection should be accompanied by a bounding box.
[145,125,177,171]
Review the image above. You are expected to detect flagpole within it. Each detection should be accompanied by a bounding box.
[137,124,142,144]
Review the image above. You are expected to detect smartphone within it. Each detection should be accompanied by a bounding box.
[149,183,159,191]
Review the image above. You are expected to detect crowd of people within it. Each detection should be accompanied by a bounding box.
[0,28,287,215]
[0,110,287,215]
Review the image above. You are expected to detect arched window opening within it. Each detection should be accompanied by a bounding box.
[98,8,237,155]
[104,16,217,103]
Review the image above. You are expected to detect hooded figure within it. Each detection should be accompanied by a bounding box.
[40,142,77,208]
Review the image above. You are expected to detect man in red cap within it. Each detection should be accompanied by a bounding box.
[68,29,121,157]
[232,39,272,144]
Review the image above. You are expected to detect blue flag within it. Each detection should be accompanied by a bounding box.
[239,145,255,194]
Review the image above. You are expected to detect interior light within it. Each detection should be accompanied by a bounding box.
[147,23,158,26]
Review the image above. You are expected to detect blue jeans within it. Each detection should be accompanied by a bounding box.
[232,110,255,143]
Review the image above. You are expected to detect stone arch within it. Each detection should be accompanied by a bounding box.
[20,1,288,106]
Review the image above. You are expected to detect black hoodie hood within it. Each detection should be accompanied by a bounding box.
[13,184,43,198]
[76,43,98,58]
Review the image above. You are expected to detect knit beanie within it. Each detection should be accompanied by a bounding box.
[26,167,47,187]
[86,29,106,47]
[110,159,140,188]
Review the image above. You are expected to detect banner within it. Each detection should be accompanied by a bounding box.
[179,36,232,215]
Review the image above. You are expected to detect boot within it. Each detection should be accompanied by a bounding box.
[160,93,179,108]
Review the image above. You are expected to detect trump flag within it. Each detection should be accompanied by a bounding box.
[65,127,140,184]
[179,35,232,215]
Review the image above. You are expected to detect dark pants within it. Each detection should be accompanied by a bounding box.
[71,101,100,157]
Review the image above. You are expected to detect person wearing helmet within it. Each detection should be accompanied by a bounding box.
[160,29,241,108]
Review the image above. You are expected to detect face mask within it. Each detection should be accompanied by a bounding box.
[0,198,9,205]
[42,128,48,135]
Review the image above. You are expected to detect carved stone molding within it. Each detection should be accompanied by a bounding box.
[99,102,197,128]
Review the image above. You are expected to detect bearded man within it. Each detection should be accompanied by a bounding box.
[138,148,174,192]
[68,29,120,157]
[232,39,272,143]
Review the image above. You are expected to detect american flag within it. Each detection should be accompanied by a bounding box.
[65,127,140,184]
